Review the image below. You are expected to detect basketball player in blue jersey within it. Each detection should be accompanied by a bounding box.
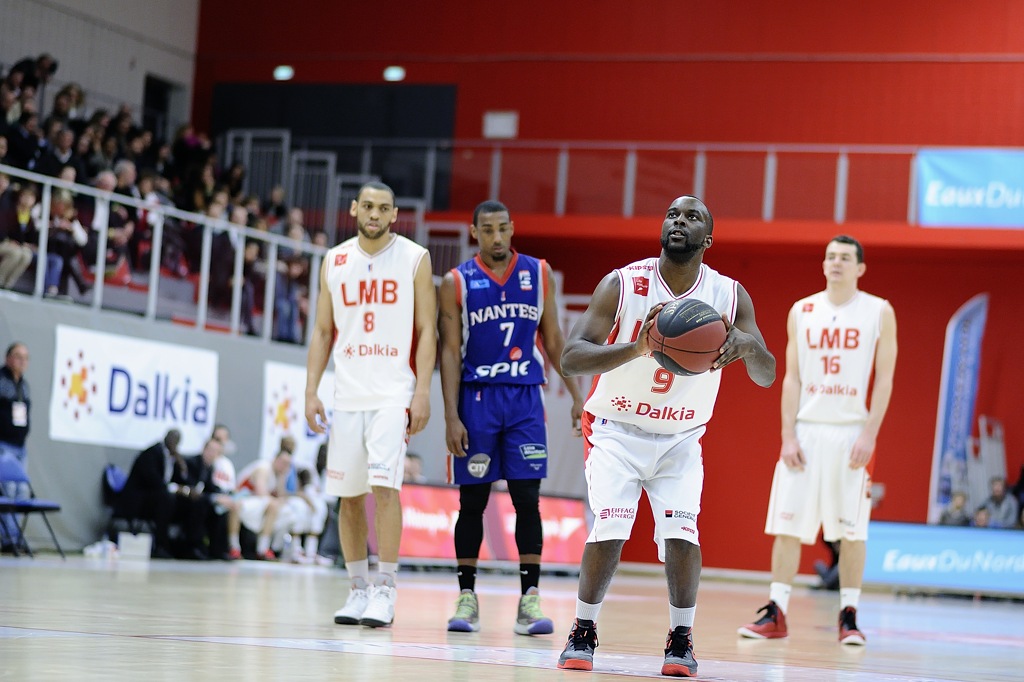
[739,235,897,646]
[306,181,436,629]
[439,200,585,635]
[556,195,775,676]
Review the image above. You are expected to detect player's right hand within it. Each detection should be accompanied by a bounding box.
[780,436,805,471]
[634,303,664,357]
[305,394,328,434]
[446,418,469,458]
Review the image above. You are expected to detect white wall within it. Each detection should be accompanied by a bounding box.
[0,0,198,126]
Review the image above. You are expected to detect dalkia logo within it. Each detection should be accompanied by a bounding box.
[58,350,98,420]
[108,366,210,424]
[267,382,299,433]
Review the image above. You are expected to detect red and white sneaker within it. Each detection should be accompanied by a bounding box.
[838,606,866,645]
[737,601,788,639]
[226,548,242,561]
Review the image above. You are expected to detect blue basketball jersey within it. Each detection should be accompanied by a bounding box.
[452,251,547,385]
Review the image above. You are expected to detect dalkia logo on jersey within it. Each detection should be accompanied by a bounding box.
[343,343,399,358]
[610,397,695,421]
[806,383,858,396]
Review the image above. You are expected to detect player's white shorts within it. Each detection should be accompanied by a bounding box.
[237,495,288,536]
[764,421,872,544]
[584,414,704,561]
[284,494,329,535]
[325,407,409,498]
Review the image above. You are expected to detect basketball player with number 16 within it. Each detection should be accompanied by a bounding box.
[557,195,776,677]
[305,181,437,629]
[739,235,897,646]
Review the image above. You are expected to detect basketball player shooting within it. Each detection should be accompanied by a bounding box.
[556,195,776,677]
[738,235,897,646]
[304,181,437,629]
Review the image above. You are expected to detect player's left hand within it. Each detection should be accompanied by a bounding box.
[849,431,876,469]
[711,314,754,371]
[408,393,430,435]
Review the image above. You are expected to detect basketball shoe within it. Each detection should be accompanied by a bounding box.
[662,626,698,677]
[737,600,788,639]
[838,606,866,645]
[556,618,598,670]
[360,582,397,628]
[447,590,480,632]
[333,579,370,625]
[514,587,553,635]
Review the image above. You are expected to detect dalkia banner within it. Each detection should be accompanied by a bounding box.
[260,361,333,469]
[927,294,988,523]
[916,149,1024,228]
[49,325,219,451]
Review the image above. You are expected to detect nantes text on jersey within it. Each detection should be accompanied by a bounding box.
[451,250,548,385]
[326,235,429,411]
[793,290,887,425]
[585,260,738,435]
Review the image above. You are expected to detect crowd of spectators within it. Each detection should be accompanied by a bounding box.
[0,53,318,343]
[939,473,1024,530]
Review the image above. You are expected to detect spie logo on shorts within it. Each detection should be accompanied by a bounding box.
[467,453,491,478]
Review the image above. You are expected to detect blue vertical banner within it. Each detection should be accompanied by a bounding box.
[916,149,1024,228]
[927,294,988,523]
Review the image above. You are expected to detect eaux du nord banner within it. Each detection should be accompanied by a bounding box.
[916,149,1024,228]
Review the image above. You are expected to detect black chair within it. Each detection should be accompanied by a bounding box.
[0,454,65,559]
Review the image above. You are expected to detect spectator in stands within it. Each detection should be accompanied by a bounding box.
[971,506,991,528]
[983,476,1019,529]
[1,85,18,133]
[8,54,58,93]
[274,254,308,344]
[36,128,83,179]
[42,89,72,132]
[115,429,209,559]
[938,491,971,527]
[6,111,41,170]
[1010,465,1024,512]
[81,170,134,285]
[0,184,35,290]
[262,185,288,226]
[221,162,246,202]
[0,135,8,165]
[57,83,86,128]
[39,189,89,298]
[88,135,119,177]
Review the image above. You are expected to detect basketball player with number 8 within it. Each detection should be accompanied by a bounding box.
[557,195,776,676]
[305,181,437,629]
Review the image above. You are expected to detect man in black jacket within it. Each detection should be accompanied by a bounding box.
[115,429,209,559]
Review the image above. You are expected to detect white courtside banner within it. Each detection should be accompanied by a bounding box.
[49,325,219,452]
[261,361,333,469]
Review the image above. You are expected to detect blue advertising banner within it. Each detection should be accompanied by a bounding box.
[927,294,988,523]
[864,522,1024,595]
[916,149,1024,227]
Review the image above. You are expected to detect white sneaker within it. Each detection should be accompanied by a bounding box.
[359,584,397,628]
[334,585,370,625]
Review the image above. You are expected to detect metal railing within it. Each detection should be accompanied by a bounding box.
[224,129,926,224]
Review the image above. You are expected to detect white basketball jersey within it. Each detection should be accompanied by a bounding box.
[586,259,738,434]
[793,290,887,424]
[326,234,428,411]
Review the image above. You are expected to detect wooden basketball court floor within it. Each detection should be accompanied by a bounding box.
[1,555,1021,681]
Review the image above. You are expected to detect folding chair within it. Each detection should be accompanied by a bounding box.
[0,454,66,559]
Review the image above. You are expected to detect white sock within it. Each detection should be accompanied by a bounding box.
[669,604,696,629]
[769,582,792,614]
[256,535,271,555]
[840,587,861,610]
[346,558,370,587]
[576,598,602,623]
[378,561,398,585]
[304,535,319,557]
[228,533,240,551]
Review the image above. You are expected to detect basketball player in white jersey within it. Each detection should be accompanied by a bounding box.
[556,195,776,676]
[305,181,437,628]
[738,235,897,646]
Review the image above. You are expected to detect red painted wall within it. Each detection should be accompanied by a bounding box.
[195,1,1024,145]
